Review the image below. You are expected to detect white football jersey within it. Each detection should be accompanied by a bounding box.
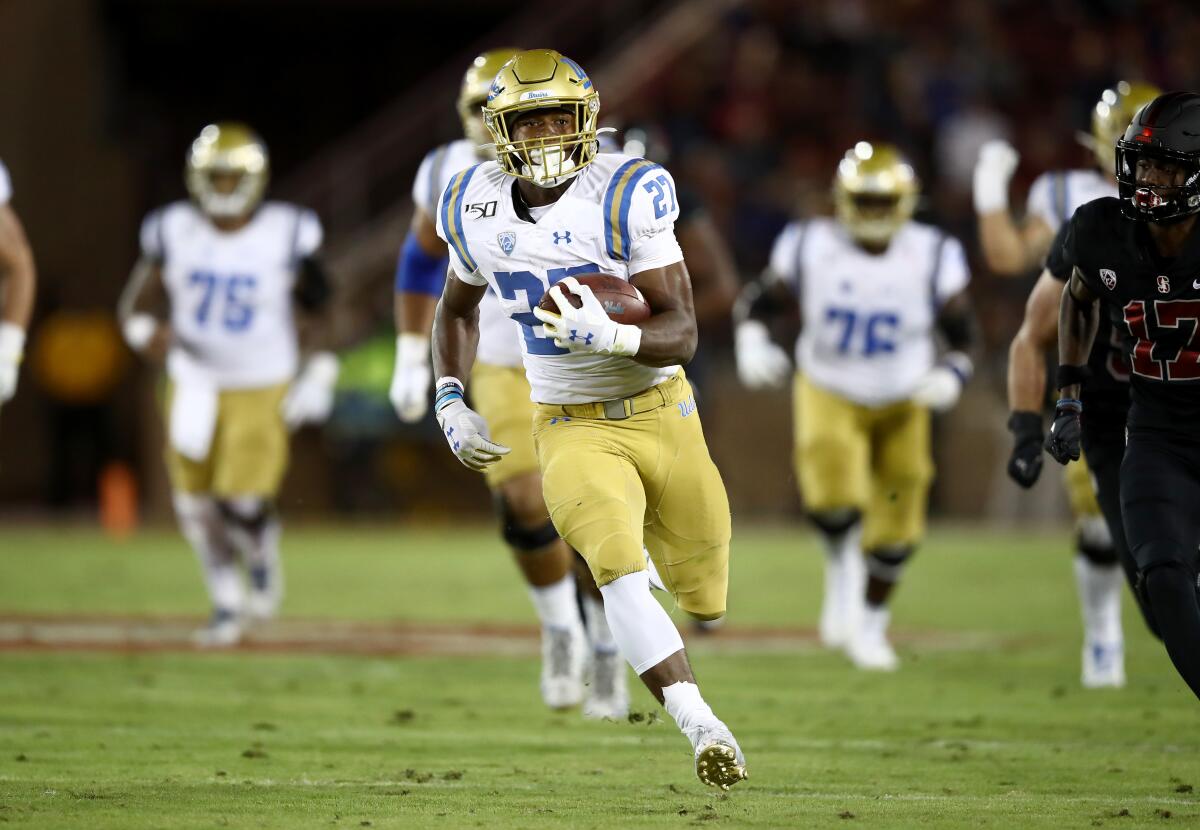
[0,158,11,205]
[435,153,684,405]
[1027,168,1114,234]
[140,200,322,389]
[769,217,970,406]
[413,139,523,369]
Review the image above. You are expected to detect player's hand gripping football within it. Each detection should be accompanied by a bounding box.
[433,381,510,472]
[389,333,432,423]
[1006,411,1044,487]
[532,277,642,357]
[734,321,791,389]
[1044,398,1082,465]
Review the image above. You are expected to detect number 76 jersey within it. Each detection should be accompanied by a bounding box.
[435,152,686,405]
[768,217,970,407]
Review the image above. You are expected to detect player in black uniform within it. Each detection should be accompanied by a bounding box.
[1047,91,1200,700]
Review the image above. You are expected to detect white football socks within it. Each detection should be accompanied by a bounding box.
[581,592,618,654]
[663,680,719,736]
[173,492,243,613]
[1074,555,1124,645]
[528,572,581,631]
[599,570,685,674]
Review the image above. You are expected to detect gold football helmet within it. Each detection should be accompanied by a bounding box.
[185,122,269,219]
[833,142,919,246]
[482,48,600,187]
[458,48,522,152]
[1086,80,1162,173]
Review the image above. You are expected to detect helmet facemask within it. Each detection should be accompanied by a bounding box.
[486,100,599,188]
[1116,141,1200,224]
[186,124,269,220]
[832,143,918,246]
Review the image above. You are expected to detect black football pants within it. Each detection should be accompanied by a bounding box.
[1121,427,1200,701]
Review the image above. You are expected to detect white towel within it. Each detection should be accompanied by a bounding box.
[167,348,218,462]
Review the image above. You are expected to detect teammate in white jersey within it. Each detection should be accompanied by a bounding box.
[0,158,37,414]
[119,123,339,646]
[975,81,1160,687]
[388,49,624,718]
[431,49,746,789]
[735,143,976,671]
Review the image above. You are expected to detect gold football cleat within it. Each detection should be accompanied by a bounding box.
[695,741,748,790]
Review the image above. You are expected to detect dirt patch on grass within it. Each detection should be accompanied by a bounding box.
[0,613,1023,657]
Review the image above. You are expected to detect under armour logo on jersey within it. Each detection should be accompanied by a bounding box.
[1158,275,1171,294]
[498,232,516,256]
[553,230,573,245]
[1100,269,1117,290]
[569,329,593,345]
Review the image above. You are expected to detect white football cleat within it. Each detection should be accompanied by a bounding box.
[245,589,279,622]
[848,606,898,671]
[540,623,587,709]
[582,648,629,720]
[686,722,748,790]
[192,608,243,648]
[1081,641,1126,688]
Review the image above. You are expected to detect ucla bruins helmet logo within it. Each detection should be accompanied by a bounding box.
[1085,81,1162,174]
[483,49,600,188]
[185,122,269,219]
[832,142,919,246]
[458,48,522,155]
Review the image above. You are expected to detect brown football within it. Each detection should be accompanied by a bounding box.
[536,273,651,324]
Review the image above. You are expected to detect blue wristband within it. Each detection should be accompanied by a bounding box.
[434,383,464,412]
[1054,398,1082,413]
[395,234,449,295]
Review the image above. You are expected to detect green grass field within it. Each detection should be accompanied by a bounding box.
[0,524,1198,828]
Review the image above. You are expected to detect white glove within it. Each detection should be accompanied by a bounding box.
[121,313,159,352]
[434,380,510,472]
[972,139,1020,214]
[281,351,339,428]
[389,333,432,423]
[531,276,642,356]
[912,352,973,412]
[734,320,791,389]
[0,322,24,404]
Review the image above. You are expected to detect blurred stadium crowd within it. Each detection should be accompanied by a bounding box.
[0,0,1197,522]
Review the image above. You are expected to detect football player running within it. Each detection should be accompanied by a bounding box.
[389,49,623,719]
[978,82,1161,688]
[0,157,36,416]
[735,143,976,671]
[119,123,339,646]
[430,50,746,789]
[1047,91,1200,702]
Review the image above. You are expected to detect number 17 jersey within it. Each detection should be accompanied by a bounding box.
[767,217,970,407]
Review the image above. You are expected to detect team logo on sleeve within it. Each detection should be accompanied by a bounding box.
[1157,275,1171,294]
[1100,269,1117,290]
[498,232,517,256]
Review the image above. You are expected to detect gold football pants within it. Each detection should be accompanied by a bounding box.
[534,371,731,620]
[1063,450,1103,519]
[164,383,289,497]
[794,375,933,550]
[470,362,540,490]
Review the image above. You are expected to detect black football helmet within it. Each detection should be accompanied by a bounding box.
[1116,91,1200,223]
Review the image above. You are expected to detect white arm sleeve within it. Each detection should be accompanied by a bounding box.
[626,165,684,275]
[411,147,445,216]
[0,160,11,206]
[933,235,971,305]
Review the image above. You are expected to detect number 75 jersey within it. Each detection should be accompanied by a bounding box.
[140,200,322,388]
[435,153,686,405]
[768,217,970,407]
